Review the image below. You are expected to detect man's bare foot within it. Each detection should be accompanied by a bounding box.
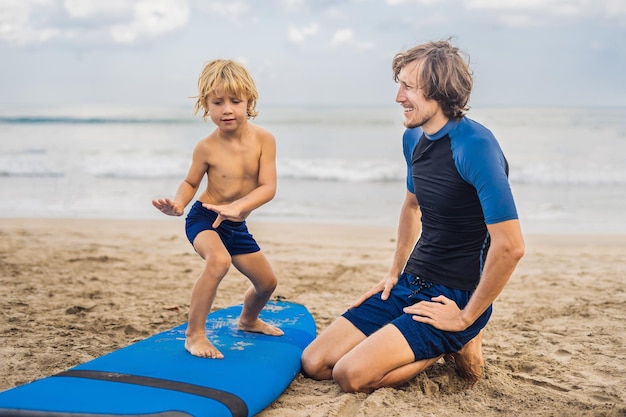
[238,318,284,336]
[448,330,484,387]
[184,334,224,359]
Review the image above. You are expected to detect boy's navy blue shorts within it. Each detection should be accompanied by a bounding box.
[185,201,260,256]
[342,272,491,361]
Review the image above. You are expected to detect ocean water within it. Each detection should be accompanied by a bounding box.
[0,106,625,234]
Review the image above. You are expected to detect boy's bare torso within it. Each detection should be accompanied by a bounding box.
[196,124,269,207]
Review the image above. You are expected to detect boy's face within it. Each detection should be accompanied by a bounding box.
[206,86,249,131]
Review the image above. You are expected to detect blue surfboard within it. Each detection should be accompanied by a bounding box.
[0,300,316,417]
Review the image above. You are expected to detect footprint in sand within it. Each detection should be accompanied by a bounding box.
[553,348,572,362]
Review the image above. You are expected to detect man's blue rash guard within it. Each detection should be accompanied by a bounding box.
[402,118,518,291]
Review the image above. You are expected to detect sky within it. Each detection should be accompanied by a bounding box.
[0,0,625,114]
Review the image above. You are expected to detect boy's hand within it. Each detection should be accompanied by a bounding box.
[152,198,184,216]
[202,203,247,228]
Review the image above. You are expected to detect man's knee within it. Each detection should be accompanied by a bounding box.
[301,348,325,380]
[332,359,374,393]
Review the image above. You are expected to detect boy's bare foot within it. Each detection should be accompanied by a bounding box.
[184,334,224,359]
[447,330,484,387]
[238,318,284,336]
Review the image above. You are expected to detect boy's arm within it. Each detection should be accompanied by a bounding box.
[152,142,208,216]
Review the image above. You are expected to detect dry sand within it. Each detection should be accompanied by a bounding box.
[1,218,624,416]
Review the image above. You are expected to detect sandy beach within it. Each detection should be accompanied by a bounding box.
[0,218,624,416]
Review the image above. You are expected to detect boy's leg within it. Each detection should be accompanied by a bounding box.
[186,230,232,358]
[231,251,283,336]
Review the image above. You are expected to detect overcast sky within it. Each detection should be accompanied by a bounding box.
[1,0,625,113]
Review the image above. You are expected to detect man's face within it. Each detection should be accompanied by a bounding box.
[395,60,441,132]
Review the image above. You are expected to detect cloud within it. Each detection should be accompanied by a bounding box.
[386,0,445,5]
[198,1,252,25]
[63,0,132,19]
[465,0,626,26]
[287,22,319,44]
[279,0,308,12]
[111,0,189,44]
[329,28,374,50]
[0,0,59,45]
[0,0,189,46]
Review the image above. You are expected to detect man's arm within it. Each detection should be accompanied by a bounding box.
[385,190,422,296]
[405,219,525,331]
[460,219,525,324]
[351,190,421,307]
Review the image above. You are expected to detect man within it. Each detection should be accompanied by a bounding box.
[301,40,525,393]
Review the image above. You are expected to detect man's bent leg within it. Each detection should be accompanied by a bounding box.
[332,324,441,393]
[301,317,366,381]
[448,329,484,387]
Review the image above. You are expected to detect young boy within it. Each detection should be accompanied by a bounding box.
[152,59,283,359]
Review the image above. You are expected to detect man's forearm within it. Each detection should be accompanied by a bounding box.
[460,220,525,327]
[390,194,421,276]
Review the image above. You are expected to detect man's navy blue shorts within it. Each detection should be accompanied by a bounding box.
[185,201,261,256]
[342,272,491,361]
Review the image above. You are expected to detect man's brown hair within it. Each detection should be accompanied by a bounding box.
[392,39,473,119]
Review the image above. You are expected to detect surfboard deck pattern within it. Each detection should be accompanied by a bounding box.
[0,301,316,417]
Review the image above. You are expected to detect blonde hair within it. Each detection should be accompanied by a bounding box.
[192,59,259,120]
[392,39,473,119]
